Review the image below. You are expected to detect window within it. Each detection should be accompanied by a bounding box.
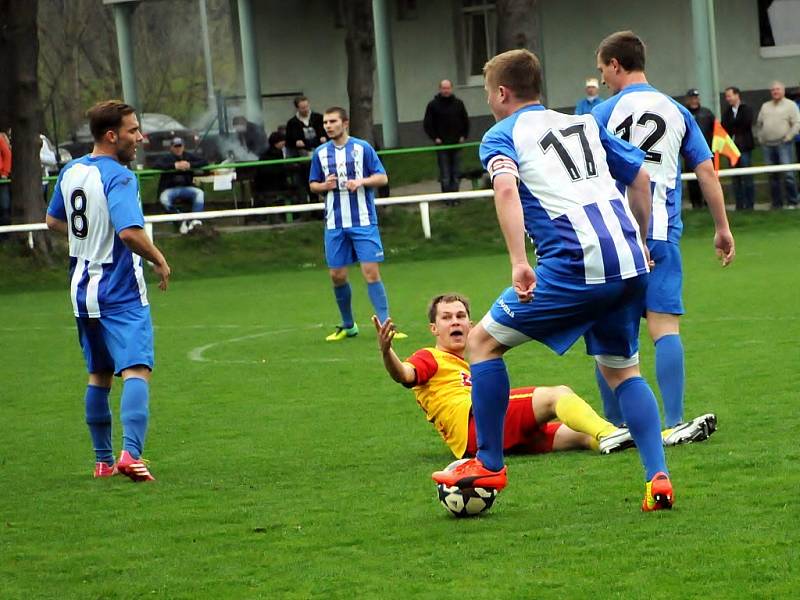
[758,0,800,58]
[459,0,496,85]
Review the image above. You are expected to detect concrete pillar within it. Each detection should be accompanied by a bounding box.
[691,0,721,116]
[111,2,140,110]
[372,0,399,148]
[237,0,263,126]
[199,0,216,112]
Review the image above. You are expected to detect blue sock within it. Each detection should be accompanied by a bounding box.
[85,385,113,465]
[655,334,685,427]
[615,376,667,480]
[471,358,510,472]
[367,281,389,324]
[333,283,354,329]
[595,363,624,426]
[120,377,150,459]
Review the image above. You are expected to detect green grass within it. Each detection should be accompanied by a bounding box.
[1,212,799,598]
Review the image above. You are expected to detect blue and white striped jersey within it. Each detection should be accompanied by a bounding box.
[47,155,148,318]
[591,83,713,243]
[480,104,649,285]
[309,137,386,230]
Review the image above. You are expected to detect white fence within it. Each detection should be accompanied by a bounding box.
[0,163,798,240]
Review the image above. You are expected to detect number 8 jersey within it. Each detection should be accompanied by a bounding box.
[479,104,649,285]
[591,83,713,243]
[47,155,148,318]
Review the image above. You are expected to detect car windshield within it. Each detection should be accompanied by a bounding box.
[141,113,187,132]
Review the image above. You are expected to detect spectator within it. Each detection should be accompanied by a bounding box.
[253,131,292,222]
[793,85,800,173]
[232,115,267,156]
[40,134,60,202]
[153,137,208,234]
[755,81,800,209]
[684,89,715,209]
[423,79,470,194]
[0,128,10,233]
[574,77,602,115]
[721,86,755,210]
[285,96,326,158]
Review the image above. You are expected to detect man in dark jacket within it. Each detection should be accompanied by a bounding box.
[721,86,755,210]
[684,89,715,208]
[153,137,208,233]
[285,96,326,158]
[423,80,470,194]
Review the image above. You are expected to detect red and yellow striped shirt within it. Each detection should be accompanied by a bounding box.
[404,347,472,458]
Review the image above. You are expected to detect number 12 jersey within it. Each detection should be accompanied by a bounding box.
[47,155,148,318]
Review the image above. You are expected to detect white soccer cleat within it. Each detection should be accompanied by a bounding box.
[662,413,716,446]
[598,427,635,454]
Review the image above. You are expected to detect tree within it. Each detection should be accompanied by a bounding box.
[343,0,376,144]
[495,0,547,101]
[0,0,53,262]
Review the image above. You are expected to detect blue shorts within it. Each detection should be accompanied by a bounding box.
[76,305,154,376]
[646,240,684,315]
[481,268,647,362]
[324,225,385,268]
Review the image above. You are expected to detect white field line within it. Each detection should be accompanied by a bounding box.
[187,323,334,364]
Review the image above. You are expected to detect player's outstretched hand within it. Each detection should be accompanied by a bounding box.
[155,261,171,291]
[372,315,396,354]
[715,229,735,267]
[512,262,536,303]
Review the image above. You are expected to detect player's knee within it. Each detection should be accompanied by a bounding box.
[553,384,574,398]
[330,269,348,285]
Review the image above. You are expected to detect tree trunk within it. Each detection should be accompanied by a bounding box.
[343,0,375,145]
[1,0,52,262]
[495,0,547,102]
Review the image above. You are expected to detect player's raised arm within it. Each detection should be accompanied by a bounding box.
[694,160,735,266]
[372,315,416,385]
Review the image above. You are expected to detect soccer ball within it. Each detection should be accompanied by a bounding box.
[435,459,498,518]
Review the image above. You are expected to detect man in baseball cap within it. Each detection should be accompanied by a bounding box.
[575,77,603,115]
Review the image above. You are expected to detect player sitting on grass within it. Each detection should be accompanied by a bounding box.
[374,293,672,459]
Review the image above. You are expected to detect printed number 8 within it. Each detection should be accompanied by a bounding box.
[70,189,89,238]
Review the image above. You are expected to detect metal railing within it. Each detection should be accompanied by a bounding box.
[0,162,798,239]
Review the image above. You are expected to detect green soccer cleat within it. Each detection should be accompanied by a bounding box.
[325,324,359,341]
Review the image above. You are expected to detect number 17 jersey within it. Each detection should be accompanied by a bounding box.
[47,155,148,318]
[479,104,649,285]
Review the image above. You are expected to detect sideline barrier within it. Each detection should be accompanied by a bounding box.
[1,162,798,238]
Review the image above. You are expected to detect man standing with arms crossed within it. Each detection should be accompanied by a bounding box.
[433,49,673,511]
[591,31,735,438]
[46,100,170,481]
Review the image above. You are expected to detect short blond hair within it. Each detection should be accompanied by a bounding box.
[483,49,542,101]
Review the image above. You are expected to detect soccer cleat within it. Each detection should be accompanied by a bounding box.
[391,330,408,340]
[598,427,635,455]
[325,324,359,341]
[642,471,674,511]
[662,413,715,446]
[432,457,508,491]
[93,462,116,478]
[116,450,155,482]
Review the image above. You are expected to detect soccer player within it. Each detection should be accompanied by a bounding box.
[309,107,406,342]
[591,31,734,439]
[432,49,673,511]
[45,100,170,482]
[373,294,668,459]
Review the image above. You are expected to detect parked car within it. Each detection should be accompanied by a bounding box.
[59,113,201,168]
[139,113,200,167]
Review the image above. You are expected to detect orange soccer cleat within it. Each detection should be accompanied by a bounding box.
[116,450,155,482]
[432,457,508,491]
[642,471,674,512]
[93,462,116,478]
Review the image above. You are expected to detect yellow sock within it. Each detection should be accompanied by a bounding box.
[554,393,618,451]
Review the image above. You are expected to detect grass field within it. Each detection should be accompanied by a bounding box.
[1,208,798,598]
